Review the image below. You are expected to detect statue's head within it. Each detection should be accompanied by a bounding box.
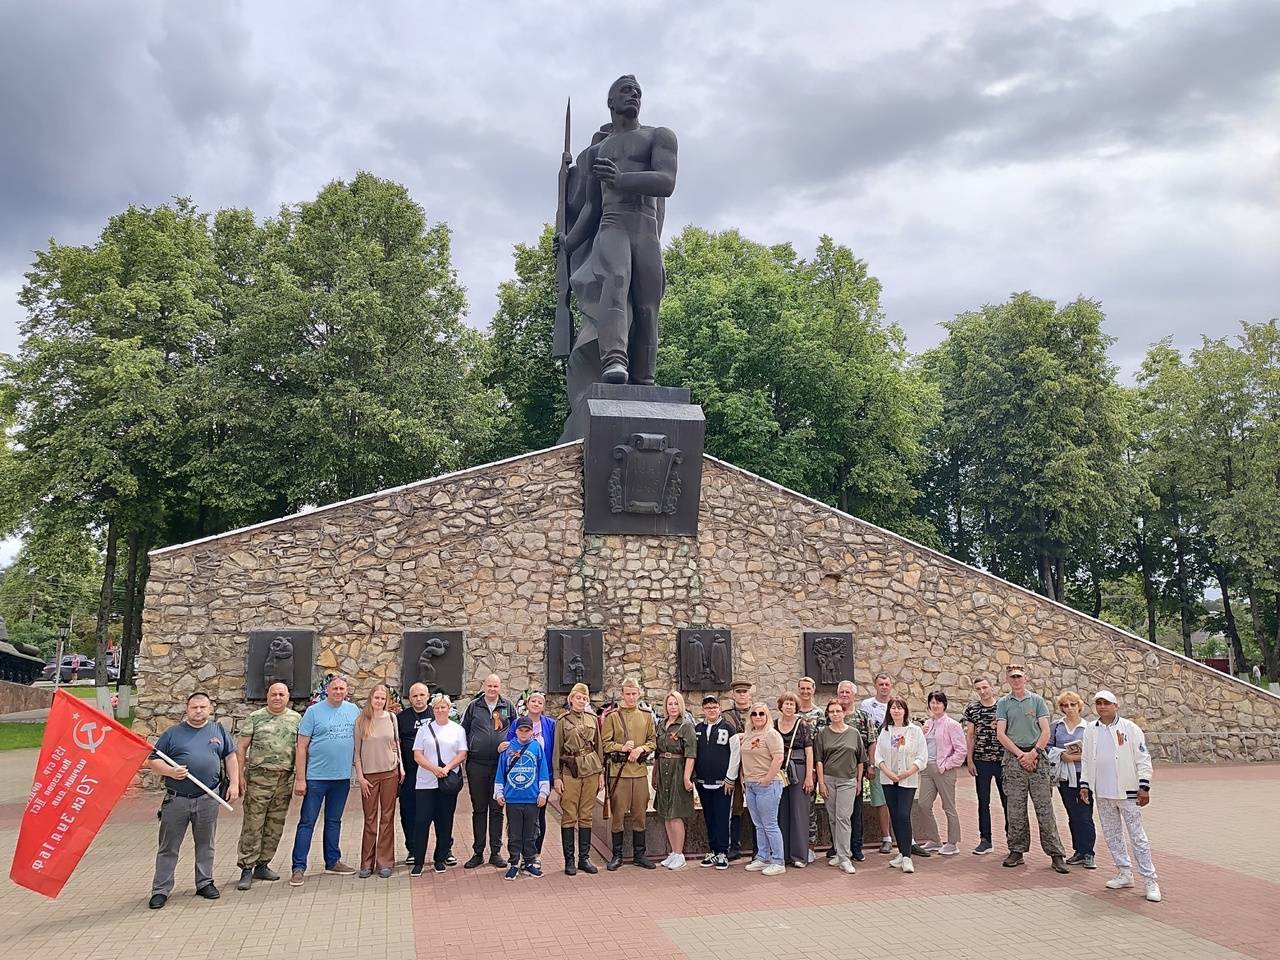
[269,636,293,658]
[607,75,641,120]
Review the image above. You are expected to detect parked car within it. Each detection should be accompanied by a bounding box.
[41,657,118,682]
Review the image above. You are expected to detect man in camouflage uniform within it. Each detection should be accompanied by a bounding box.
[835,681,875,861]
[722,680,753,861]
[234,681,301,890]
[796,677,825,861]
[995,665,1069,874]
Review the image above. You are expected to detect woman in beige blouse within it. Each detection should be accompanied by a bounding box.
[354,685,404,877]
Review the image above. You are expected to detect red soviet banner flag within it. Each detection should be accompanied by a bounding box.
[9,689,154,898]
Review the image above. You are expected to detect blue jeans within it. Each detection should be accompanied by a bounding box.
[745,780,784,864]
[291,778,351,870]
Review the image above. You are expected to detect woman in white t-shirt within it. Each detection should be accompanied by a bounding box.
[874,697,929,874]
[410,695,468,877]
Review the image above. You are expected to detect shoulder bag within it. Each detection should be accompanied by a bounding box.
[428,723,464,795]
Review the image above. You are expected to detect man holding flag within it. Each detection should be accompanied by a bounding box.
[146,692,239,908]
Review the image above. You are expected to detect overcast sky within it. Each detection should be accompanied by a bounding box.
[1,0,1277,394]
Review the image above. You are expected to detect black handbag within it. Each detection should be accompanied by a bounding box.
[429,724,464,795]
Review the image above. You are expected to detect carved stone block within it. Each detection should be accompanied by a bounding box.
[245,628,315,700]
[401,629,465,697]
[678,628,732,690]
[803,631,854,686]
[545,628,604,694]
[581,384,704,537]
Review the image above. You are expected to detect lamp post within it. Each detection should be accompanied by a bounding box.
[55,624,69,692]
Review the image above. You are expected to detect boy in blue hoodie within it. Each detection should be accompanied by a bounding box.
[495,717,551,879]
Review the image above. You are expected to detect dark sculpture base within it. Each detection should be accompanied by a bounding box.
[574,384,705,537]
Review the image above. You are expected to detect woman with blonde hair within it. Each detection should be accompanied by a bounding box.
[409,694,467,877]
[552,682,603,876]
[774,691,815,868]
[653,690,697,869]
[353,684,403,877]
[1049,689,1095,868]
[739,701,787,876]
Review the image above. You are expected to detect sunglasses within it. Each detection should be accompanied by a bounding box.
[750,711,766,717]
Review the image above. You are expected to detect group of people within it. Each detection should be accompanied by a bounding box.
[142,663,1161,906]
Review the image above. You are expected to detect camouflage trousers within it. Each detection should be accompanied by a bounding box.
[1001,753,1065,858]
[237,768,294,869]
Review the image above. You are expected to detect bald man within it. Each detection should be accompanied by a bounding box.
[459,675,516,868]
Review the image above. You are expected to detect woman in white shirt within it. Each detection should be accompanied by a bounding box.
[875,697,929,873]
[409,695,468,877]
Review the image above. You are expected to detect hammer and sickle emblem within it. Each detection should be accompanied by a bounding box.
[73,720,109,753]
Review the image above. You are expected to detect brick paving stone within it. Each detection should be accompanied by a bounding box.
[2,749,1278,960]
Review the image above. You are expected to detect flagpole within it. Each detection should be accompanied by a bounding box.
[152,749,234,813]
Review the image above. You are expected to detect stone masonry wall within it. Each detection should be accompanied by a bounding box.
[138,443,1280,761]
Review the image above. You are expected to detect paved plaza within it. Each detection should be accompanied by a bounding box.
[1,750,1275,960]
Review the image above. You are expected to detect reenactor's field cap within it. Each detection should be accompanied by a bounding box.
[730,681,753,692]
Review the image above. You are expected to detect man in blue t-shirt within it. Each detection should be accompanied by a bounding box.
[147,692,238,909]
[289,675,360,885]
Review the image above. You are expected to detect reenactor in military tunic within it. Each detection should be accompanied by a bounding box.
[722,680,754,860]
[601,677,657,869]
[552,682,604,876]
[234,681,301,890]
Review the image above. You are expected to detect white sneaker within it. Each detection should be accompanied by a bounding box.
[901,856,915,874]
[660,853,676,868]
[1145,881,1162,902]
[840,860,857,875]
[761,863,786,877]
[939,844,959,856]
[744,859,768,872]
[827,855,840,866]
[806,849,816,863]
[666,854,686,870]
[922,841,943,852]
[1106,871,1134,889]
[889,854,903,869]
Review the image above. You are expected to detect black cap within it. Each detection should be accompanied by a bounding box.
[701,695,719,706]
[515,716,533,730]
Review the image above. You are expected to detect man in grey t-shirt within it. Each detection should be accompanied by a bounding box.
[147,692,239,909]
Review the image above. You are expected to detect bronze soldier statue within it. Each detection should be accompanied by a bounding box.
[555,75,678,428]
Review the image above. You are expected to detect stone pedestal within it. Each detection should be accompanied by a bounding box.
[573,383,705,537]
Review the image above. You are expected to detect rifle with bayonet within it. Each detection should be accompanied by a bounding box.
[553,98,573,359]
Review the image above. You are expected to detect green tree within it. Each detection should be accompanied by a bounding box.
[484,226,565,457]
[920,293,1128,603]
[658,228,937,539]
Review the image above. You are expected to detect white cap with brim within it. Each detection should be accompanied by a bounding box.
[1093,690,1118,705]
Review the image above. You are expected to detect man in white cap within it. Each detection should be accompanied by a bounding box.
[1079,690,1160,902]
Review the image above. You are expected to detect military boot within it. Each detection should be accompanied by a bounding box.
[577,827,598,875]
[632,830,656,869]
[562,828,577,876]
[628,345,657,386]
[606,832,625,871]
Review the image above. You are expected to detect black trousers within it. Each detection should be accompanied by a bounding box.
[697,784,731,854]
[506,803,539,866]
[398,774,417,856]
[974,758,1007,843]
[412,788,458,868]
[882,783,916,855]
[1057,782,1096,857]
[849,780,865,855]
[466,759,503,855]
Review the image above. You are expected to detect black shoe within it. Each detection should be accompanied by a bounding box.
[632,830,656,869]
[562,827,577,876]
[434,862,446,874]
[410,864,425,877]
[489,852,508,869]
[236,868,253,891]
[252,863,280,881]
[910,844,933,858]
[577,827,598,874]
[606,832,625,871]
[1002,852,1025,867]
[1051,855,1070,874]
[148,894,167,910]
[1065,852,1086,865]
[445,855,458,867]
[196,883,220,899]
[602,361,629,384]
[851,850,865,862]
[463,853,484,869]
[727,848,742,862]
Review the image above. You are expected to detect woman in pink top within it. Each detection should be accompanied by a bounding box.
[911,690,967,856]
